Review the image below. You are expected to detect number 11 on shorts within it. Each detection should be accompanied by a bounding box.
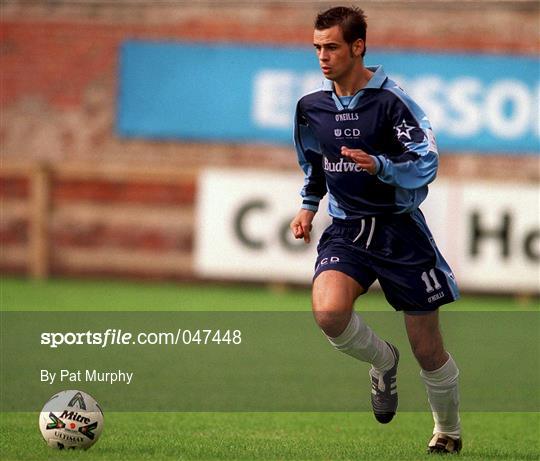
[421,269,442,293]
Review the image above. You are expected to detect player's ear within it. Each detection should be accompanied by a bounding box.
[352,39,364,57]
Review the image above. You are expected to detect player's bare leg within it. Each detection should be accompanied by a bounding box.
[404,310,447,371]
[404,311,462,454]
[312,270,399,423]
[312,270,363,337]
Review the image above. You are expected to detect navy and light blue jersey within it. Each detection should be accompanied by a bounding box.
[294,65,439,219]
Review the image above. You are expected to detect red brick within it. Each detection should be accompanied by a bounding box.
[0,219,28,244]
[0,177,30,199]
[51,225,192,252]
[52,179,196,205]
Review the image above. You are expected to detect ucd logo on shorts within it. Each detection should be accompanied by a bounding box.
[316,256,340,271]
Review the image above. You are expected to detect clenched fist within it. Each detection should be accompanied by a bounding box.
[290,209,316,243]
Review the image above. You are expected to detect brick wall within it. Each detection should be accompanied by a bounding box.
[2,1,538,170]
[1,1,538,279]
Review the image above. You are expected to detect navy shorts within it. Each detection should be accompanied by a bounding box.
[314,209,460,313]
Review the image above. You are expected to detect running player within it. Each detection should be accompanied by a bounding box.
[290,6,462,455]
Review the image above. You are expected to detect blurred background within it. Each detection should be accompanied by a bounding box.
[1,0,539,297]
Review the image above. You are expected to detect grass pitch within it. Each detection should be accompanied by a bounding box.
[1,412,539,460]
[1,276,538,311]
[1,277,539,460]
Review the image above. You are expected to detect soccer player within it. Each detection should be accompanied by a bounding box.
[290,6,462,455]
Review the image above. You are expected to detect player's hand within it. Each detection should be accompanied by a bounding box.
[341,146,378,174]
[290,209,315,244]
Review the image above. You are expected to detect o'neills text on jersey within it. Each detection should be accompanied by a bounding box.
[335,113,360,122]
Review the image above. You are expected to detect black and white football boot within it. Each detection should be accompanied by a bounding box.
[427,433,462,454]
[369,341,399,424]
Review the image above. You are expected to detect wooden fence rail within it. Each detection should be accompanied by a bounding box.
[1,161,197,280]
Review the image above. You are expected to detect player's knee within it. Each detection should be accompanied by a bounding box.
[312,309,350,338]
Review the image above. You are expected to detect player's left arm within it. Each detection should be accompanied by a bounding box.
[372,92,439,190]
[343,92,439,190]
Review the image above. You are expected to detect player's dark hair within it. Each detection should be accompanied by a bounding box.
[315,6,367,57]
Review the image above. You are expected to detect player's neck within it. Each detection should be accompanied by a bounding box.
[334,64,373,97]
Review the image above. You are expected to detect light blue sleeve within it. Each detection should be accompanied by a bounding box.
[375,151,438,190]
[374,87,440,190]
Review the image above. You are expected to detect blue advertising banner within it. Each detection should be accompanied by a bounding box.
[118,41,539,154]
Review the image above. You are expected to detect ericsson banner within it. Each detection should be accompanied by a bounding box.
[195,169,540,293]
[118,41,539,154]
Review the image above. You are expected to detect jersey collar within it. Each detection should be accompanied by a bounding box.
[322,65,387,91]
[322,65,388,110]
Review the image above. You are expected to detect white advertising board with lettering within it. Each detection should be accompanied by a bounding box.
[195,169,539,293]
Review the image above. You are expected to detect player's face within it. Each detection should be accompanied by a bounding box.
[313,25,362,82]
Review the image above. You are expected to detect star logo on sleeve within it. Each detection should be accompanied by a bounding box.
[394,119,415,141]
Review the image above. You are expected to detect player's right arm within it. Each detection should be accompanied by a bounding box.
[291,103,326,244]
[290,208,315,243]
